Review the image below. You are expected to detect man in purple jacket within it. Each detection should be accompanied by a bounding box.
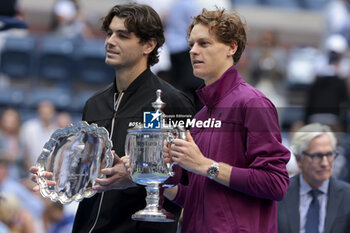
[163,8,290,233]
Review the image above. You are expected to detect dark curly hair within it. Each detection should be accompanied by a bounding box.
[188,8,247,65]
[101,3,165,67]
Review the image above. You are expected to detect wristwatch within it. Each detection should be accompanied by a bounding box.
[207,161,219,179]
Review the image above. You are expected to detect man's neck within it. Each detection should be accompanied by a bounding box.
[42,120,52,129]
[114,66,147,92]
[301,173,327,190]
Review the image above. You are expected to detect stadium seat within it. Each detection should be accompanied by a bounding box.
[37,36,76,83]
[301,0,329,11]
[0,35,36,78]
[75,38,114,85]
[232,0,260,6]
[25,86,72,110]
[0,86,26,107]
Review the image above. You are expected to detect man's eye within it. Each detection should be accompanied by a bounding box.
[106,31,113,36]
[325,152,334,156]
[119,34,128,38]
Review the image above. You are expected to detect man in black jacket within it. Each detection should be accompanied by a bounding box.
[70,3,195,233]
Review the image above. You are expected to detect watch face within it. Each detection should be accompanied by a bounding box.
[207,166,218,178]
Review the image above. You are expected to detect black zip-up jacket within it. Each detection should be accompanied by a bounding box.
[72,69,195,233]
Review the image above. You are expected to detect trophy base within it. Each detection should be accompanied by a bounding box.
[131,209,176,222]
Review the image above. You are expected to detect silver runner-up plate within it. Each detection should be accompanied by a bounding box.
[36,121,114,204]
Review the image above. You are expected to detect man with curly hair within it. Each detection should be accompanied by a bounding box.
[163,8,290,233]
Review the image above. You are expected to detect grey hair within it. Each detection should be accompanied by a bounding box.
[291,123,337,157]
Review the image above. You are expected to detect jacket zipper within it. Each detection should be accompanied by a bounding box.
[110,91,125,138]
[88,91,124,233]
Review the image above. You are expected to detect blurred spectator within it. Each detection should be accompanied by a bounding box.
[236,49,251,84]
[306,34,350,131]
[282,121,305,177]
[20,101,58,167]
[138,0,232,112]
[250,30,287,86]
[315,34,350,79]
[57,112,72,129]
[0,193,35,233]
[325,0,350,44]
[42,201,74,233]
[305,75,348,130]
[165,0,204,111]
[0,0,28,71]
[250,30,288,121]
[49,0,93,38]
[0,159,44,232]
[0,108,26,179]
[0,221,10,233]
[0,0,27,32]
[0,0,19,17]
[135,0,174,78]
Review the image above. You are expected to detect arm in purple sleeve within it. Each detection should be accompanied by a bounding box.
[229,97,290,201]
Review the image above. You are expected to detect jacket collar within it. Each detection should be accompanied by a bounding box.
[113,68,152,95]
[196,65,243,109]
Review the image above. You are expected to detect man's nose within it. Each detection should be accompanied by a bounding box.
[189,44,199,55]
[106,34,116,46]
[319,155,330,166]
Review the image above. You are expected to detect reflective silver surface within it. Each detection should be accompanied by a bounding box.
[125,89,185,222]
[36,121,114,204]
[126,128,180,186]
[126,127,183,222]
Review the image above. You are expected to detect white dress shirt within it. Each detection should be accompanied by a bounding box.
[299,175,329,233]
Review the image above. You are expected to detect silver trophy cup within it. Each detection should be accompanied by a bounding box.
[125,89,185,222]
[36,121,114,204]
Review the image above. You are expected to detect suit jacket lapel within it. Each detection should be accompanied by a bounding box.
[285,175,300,233]
[324,177,343,233]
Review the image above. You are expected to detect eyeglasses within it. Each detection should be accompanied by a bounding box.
[302,151,338,163]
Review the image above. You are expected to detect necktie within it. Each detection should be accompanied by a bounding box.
[305,189,321,233]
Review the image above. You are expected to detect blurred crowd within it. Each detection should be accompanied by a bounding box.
[0,101,76,233]
[1,0,350,232]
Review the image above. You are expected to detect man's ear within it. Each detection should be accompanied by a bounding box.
[143,38,157,55]
[227,41,237,57]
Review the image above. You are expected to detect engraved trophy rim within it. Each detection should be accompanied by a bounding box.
[36,121,114,204]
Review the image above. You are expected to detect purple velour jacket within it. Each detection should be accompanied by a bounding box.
[173,65,290,233]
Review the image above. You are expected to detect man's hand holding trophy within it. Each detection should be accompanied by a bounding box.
[30,89,186,222]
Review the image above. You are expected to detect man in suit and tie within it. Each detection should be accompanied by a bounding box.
[278,123,350,233]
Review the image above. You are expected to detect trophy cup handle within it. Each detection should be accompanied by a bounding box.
[167,127,186,177]
[178,127,186,141]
